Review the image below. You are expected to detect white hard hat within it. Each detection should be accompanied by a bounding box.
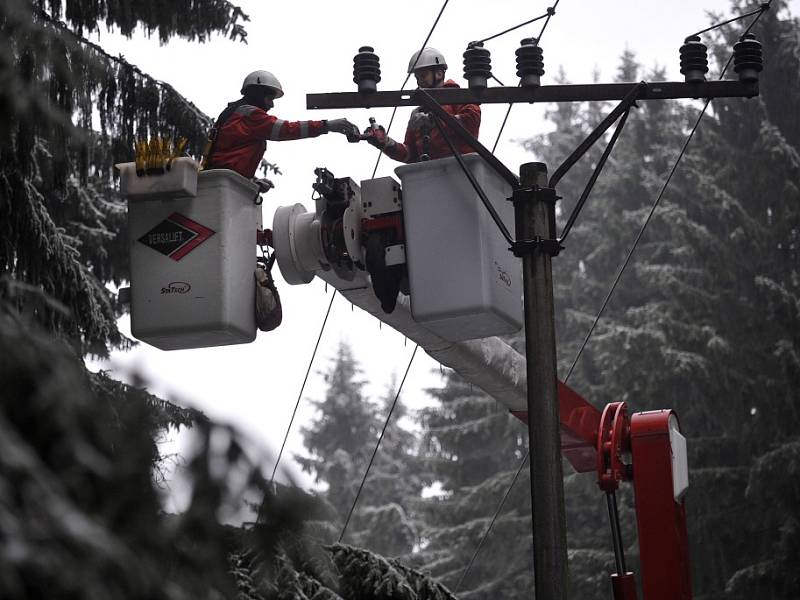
[407,47,447,73]
[240,70,284,98]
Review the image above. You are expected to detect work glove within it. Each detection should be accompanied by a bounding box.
[363,123,393,150]
[324,118,360,141]
[408,109,434,132]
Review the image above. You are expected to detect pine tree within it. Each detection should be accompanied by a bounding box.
[298,341,380,514]
[2,3,455,595]
[410,5,799,597]
[516,2,800,597]
[0,0,247,355]
[298,342,422,559]
[411,371,534,598]
[349,377,424,558]
[0,2,322,598]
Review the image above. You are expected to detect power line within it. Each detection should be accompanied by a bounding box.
[272,0,452,483]
[370,0,451,178]
[491,105,514,154]
[449,2,568,588]
[452,4,771,589]
[490,0,562,154]
[339,344,419,542]
[689,2,770,38]
[336,0,448,532]
[477,9,552,45]
[454,450,529,592]
[564,1,771,382]
[270,289,336,483]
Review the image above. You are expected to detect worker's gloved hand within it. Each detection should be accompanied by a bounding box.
[363,123,390,149]
[324,118,360,140]
[408,109,434,132]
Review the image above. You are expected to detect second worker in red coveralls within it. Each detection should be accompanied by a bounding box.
[204,70,359,178]
[203,70,359,333]
[363,48,481,162]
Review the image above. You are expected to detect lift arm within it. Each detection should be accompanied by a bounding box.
[332,273,691,599]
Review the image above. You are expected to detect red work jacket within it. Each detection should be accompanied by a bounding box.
[206,103,325,178]
[384,80,481,164]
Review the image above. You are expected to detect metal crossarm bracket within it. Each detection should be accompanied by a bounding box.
[549,83,646,188]
[306,80,758,110]
[415,88,520,188]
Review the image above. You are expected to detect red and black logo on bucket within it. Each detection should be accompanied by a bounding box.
[138,213,215,261]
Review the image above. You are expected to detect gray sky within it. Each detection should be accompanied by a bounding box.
[87,0,797,497]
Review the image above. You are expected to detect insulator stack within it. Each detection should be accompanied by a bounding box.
[463,41,492,89]
[353,46,381,93]
[516,37,544,87]
[679,35,709,83]
[733,33,763,83]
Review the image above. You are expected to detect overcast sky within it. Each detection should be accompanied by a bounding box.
[86,0,798,499]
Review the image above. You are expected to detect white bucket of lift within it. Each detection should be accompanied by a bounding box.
[120,164,262,350]
[395,153,522,342]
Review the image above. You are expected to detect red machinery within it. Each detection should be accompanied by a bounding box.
[512,383,692,600]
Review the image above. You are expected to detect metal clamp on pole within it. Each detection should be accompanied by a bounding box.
[510,237,563,257]
[510,186,562,257]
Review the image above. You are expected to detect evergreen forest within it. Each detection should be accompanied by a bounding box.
[1,0,798,598]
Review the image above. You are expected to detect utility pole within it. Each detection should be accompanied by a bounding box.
[514,162,568,599]
[307,34,761,595]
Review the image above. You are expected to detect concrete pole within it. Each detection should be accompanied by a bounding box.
[516,162,568,599]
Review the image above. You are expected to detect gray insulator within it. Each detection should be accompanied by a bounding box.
[463,41,492,89]
[516,37,544,88]
[733,33,763,83]
[353,46,381,93]
[679,35,709,83]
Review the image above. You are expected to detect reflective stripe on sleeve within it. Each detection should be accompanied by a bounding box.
[269,119,286,140]
[300,121,309,138]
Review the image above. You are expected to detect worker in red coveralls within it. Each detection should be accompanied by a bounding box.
[203,70,359,333]
[363,48,481,162]
[204,70,359,179]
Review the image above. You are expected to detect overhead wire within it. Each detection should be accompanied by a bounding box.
[563,0,771,382]
[271,0,452,483]
[453,2,771,590]
[335,0,452,541]
[339,344,419,542]
[454,450,529,593]
[476,10,552,44]
[270,289,337,483]
[369,0,451,178]
[450,1,567,585]
[490,0,561,155]
[689,2,770,38]
[448,1,568,588]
